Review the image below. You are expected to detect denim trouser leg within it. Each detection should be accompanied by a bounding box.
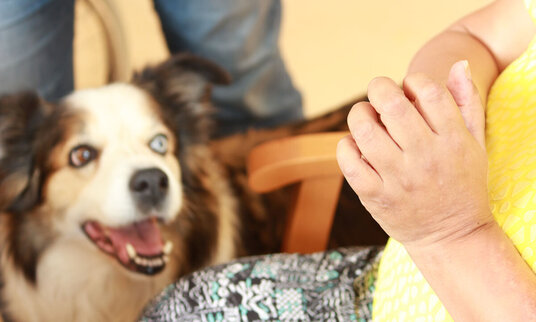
[153,0,304,135]
[0,0,75,101]
[0,0,302,133]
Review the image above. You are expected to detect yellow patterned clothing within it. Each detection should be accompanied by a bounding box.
[371,0,536,320]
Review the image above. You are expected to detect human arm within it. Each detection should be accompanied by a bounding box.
[406,214,536,321]
[336,62,536,321]
[401,7,536,319]
[408,0,536,101]
[407,0,536,146]
[336,1,536,319]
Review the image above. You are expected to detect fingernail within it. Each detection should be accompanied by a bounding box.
[461,60,472,81]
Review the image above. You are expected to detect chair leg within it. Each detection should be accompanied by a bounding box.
[83,0,130,82]
[282,175,343,253]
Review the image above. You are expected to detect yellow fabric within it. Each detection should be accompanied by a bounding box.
[372,0,536,319]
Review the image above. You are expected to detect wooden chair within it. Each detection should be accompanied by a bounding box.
[247,131,349,253]
[83,0,130,82]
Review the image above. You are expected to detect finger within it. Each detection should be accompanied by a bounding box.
[367,77,433,150]
[336,135,383,195]
[347,102,403,175]
[446,60,486,149]
[403,73,466,135]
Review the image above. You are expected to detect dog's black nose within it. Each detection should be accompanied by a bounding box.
[129,168,169,211]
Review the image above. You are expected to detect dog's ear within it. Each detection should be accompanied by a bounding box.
[0,92,49,214]
[133,53,231,103]
[133,53,231,143]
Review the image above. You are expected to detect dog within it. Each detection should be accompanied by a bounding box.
[0,54,386,321]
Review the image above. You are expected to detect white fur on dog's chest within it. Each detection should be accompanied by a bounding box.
[1,239,175,322]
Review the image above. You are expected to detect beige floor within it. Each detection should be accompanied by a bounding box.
[74,0,492,116]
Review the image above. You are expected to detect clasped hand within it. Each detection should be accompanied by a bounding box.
[337,61,494,249]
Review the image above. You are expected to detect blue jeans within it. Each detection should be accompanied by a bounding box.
[0,0,303,135]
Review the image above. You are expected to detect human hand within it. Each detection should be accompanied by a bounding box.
[336,61,493,248]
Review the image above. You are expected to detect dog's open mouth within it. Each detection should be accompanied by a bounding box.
[82,217,173,275]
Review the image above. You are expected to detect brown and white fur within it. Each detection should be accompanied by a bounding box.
[0,54,385,321]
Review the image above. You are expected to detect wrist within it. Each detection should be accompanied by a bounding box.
[403,215,498,258]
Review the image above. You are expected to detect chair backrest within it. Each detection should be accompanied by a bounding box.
[247,132,348,253]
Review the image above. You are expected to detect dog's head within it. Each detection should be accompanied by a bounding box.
[0,54,230,282]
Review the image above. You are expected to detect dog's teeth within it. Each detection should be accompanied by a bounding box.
[150,259,160,267]
[163,241,173,255]
[126,242,168,267]
[126,243,137,259]
[134,256,143,265]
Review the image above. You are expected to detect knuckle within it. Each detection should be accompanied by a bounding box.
[340,162,360,180]
[368,76,390,91]
[354,181,376,197]
[336,138,359,176]
[421,156,439,174]
[444,133,465,153]
[413,133,433,150]
[398,175,416,192]
[382,93,407,117]
[337,159,359,181]
[346,173,381,199]
[352,120,375,142]
[366,194,393,211]
[351,101,369,111]
[419,81,446,102]
[348,102,371,122]
[349,101,368,115]
[403,72,428,88]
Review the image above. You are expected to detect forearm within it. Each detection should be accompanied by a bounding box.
[407,28,499,103]
[406,220,536,321]
[408,0,536,104]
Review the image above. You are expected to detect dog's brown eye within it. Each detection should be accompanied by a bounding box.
[69,145,97,168]
[149,134,168,155]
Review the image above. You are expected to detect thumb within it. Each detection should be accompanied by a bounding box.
[446,60,486,149]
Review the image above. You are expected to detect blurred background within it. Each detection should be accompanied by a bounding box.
[74,0,492,117]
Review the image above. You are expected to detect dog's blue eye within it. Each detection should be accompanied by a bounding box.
[69,145,97,168]
[149,134,168,155]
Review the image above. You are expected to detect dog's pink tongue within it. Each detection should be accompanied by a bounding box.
[107,219,164,264]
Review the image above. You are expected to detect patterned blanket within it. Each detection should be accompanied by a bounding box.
[140,246,383,321]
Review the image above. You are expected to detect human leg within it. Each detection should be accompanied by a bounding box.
[0,0,75,101]
[153,0,303,136]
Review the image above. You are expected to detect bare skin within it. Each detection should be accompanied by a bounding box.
[337,0,536,320]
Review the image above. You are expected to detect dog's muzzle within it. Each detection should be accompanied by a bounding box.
[129,168,169,212]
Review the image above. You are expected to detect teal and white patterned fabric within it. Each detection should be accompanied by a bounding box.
[140,247,382,321]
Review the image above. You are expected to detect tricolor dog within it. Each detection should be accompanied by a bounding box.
[0,54,384,321]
